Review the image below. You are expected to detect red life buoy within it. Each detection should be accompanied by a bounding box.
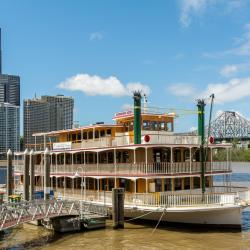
[209,136,215,144]
[144,135,150,142]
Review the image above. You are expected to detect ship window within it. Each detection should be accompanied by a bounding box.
[184,178,190,189]
[129,122,134,131]
[193,177,200,189]
[88,153,94,163]
[160,122,165,130]
[143,120,150,130]
[123,151,129,162]
[107,129,111,136]
[175,178,182,191]
[72,134,76,141]
[77,133,81,140]
[167,122,172,131]
[100,130,105,137]
[83,132,87,140]
[108,152,114,163]
[88,131,93,139]
[151,121,158,130]
[95,130,99,139]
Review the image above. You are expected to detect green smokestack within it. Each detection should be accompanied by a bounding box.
[197,99,206,194]
[133,91,142,144]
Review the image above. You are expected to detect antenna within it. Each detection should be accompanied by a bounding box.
[0,28,2,74]
[143,94,148,113]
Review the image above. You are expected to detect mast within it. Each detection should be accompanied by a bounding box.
[197,99,206,194]
[133,91,142,144]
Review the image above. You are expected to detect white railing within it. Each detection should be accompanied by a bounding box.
[13,184,250,208]
[59,189,249,207]
[124,192,236,207]
[52,134,201,150]
[14,161,231,176]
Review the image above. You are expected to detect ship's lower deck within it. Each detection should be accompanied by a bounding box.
[123,205,243,228]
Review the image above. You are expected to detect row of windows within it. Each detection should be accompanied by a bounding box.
[143,120,173,131]
[122,120,173,132]
[68,129,112,141]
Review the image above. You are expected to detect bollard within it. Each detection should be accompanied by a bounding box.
[112,188,124,229]
[29,149,35,200]
[23,149,29,201]
[44,148,50,201]
[7,149,13,197]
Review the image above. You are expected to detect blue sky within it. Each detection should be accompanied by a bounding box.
[1,0,250,133]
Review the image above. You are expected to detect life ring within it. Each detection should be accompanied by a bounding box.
[209,136,215,144]
[144,135,150,142]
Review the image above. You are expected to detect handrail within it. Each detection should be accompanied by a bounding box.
[14,161,231,176]
[13,185,250,208]
[58,188,250,207]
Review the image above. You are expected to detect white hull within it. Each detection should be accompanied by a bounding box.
[124,205,242,228]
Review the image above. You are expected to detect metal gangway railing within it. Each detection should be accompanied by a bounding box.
[0,199,108,231]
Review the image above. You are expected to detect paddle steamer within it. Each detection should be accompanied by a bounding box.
[14,92,250,228]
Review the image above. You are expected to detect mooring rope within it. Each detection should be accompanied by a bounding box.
[125,210,157,222]
[151,208,166,234]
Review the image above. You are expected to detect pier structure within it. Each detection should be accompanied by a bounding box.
[0,199,108,232]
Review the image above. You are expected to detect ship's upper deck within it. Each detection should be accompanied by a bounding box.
[29,109,204,151]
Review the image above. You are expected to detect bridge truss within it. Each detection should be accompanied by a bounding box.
[210,111,250,141]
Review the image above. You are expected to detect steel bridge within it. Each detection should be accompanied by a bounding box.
[0,199,107,231]
[210,111,250,141]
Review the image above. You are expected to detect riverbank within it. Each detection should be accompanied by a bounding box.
[214,148,250,162]
[0,223,53,249]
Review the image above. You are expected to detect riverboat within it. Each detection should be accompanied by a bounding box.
[14,92,250,228]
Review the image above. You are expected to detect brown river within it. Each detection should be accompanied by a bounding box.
[1,163,250,249]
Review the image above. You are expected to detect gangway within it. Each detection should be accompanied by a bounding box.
[0,199,108,231]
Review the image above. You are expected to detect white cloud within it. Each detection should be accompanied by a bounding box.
[58,74,150,97]
[179,0,248,27]
[122,103,133,111]
[220,63,250,77]
[220,65,239,77]
[201,78,250,103]
[168,77,250,104]
[229,23,250,56]
[179,0,207,27]
[126,82,150,96]
[204,23,250,58]
[89,32,103,41]
[168,83,196,96]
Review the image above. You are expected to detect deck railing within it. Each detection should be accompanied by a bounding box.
[14,161,231,176]
[25,134,201,150]
[55,188,249,207]
[13,184,250,208]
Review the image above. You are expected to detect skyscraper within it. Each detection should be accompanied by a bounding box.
[0,28,20,157]
[0,103,20,155]
[24,95,74,149]
[0,28,2,74]
[0,74,20,106]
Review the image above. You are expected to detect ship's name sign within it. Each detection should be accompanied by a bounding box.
[114,110,133,118]
[53,142,72,150]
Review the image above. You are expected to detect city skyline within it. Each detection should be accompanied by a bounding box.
[1,1,250,133]
[23,95,74,148]
[0,27,20,156]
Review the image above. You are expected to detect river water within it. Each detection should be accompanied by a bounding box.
[1,163,250,249]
